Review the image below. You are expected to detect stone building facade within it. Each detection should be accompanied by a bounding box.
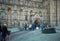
[0,0,44,28]
[0,0,60,29]
[43,0,60,26]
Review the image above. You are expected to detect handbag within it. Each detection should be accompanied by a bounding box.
[7,31,10,35]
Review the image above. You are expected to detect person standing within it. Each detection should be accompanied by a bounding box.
[1,24,8,41]
[28,24,32,31]
[41,22,46,31]
[25,24,27,30]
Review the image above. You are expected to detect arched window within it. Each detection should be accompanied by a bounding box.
[12,0,16,4]
[25,15,28,21]
[7,0,10,2]
[2,0,6,3]
[1,12,6,19]
[14,5,17,10]
[2,4,5,9]
[8,7,11,12]
[0,4,2,9]
[30,2,33,6]
[13,13,17,20]
[23,1,26,5]
[30,10,33,13]
[20,9,23,12]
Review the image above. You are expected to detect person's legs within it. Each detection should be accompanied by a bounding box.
[1,35,6,41]
[1,36,3,41]
[4,37,6,41]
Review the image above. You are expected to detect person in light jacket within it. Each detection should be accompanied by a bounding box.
[41,23,45,31]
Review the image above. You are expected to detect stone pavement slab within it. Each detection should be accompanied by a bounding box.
[10,29,60,41]
[6,31,29,41]
[8,28,20,33]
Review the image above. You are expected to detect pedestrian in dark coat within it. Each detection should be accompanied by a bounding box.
[32,20,38,30]
[25,24,27,30]
[1,24,8,41]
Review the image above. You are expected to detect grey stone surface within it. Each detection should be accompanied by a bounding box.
[9,29,60,41]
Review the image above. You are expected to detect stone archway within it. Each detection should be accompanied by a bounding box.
[33,14,42,25]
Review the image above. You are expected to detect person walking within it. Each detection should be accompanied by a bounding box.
[1,24,8,41]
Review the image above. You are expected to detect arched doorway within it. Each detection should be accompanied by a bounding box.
[33,14,42,25]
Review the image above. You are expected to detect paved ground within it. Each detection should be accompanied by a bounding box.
[8,28,20,33]
[6,29,60,41]
[6,31,29,41]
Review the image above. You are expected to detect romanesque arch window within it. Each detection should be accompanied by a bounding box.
[0,4,2,9]
[30,10,33,13]
[7,0,10,3]
[20,9,23,12]
[12,0,16,4]
[39,11,42,14]
[18,0,20,2]
[25,15,28,21]
[1,12,6,19]
[13,13,17,20]
[14,5,17,10]
[2,0,6,3]
[2,4,5,9]
[30,2,33,6]
[23,1,26,5]
[7,7,11,12]
[38,4,41,7]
